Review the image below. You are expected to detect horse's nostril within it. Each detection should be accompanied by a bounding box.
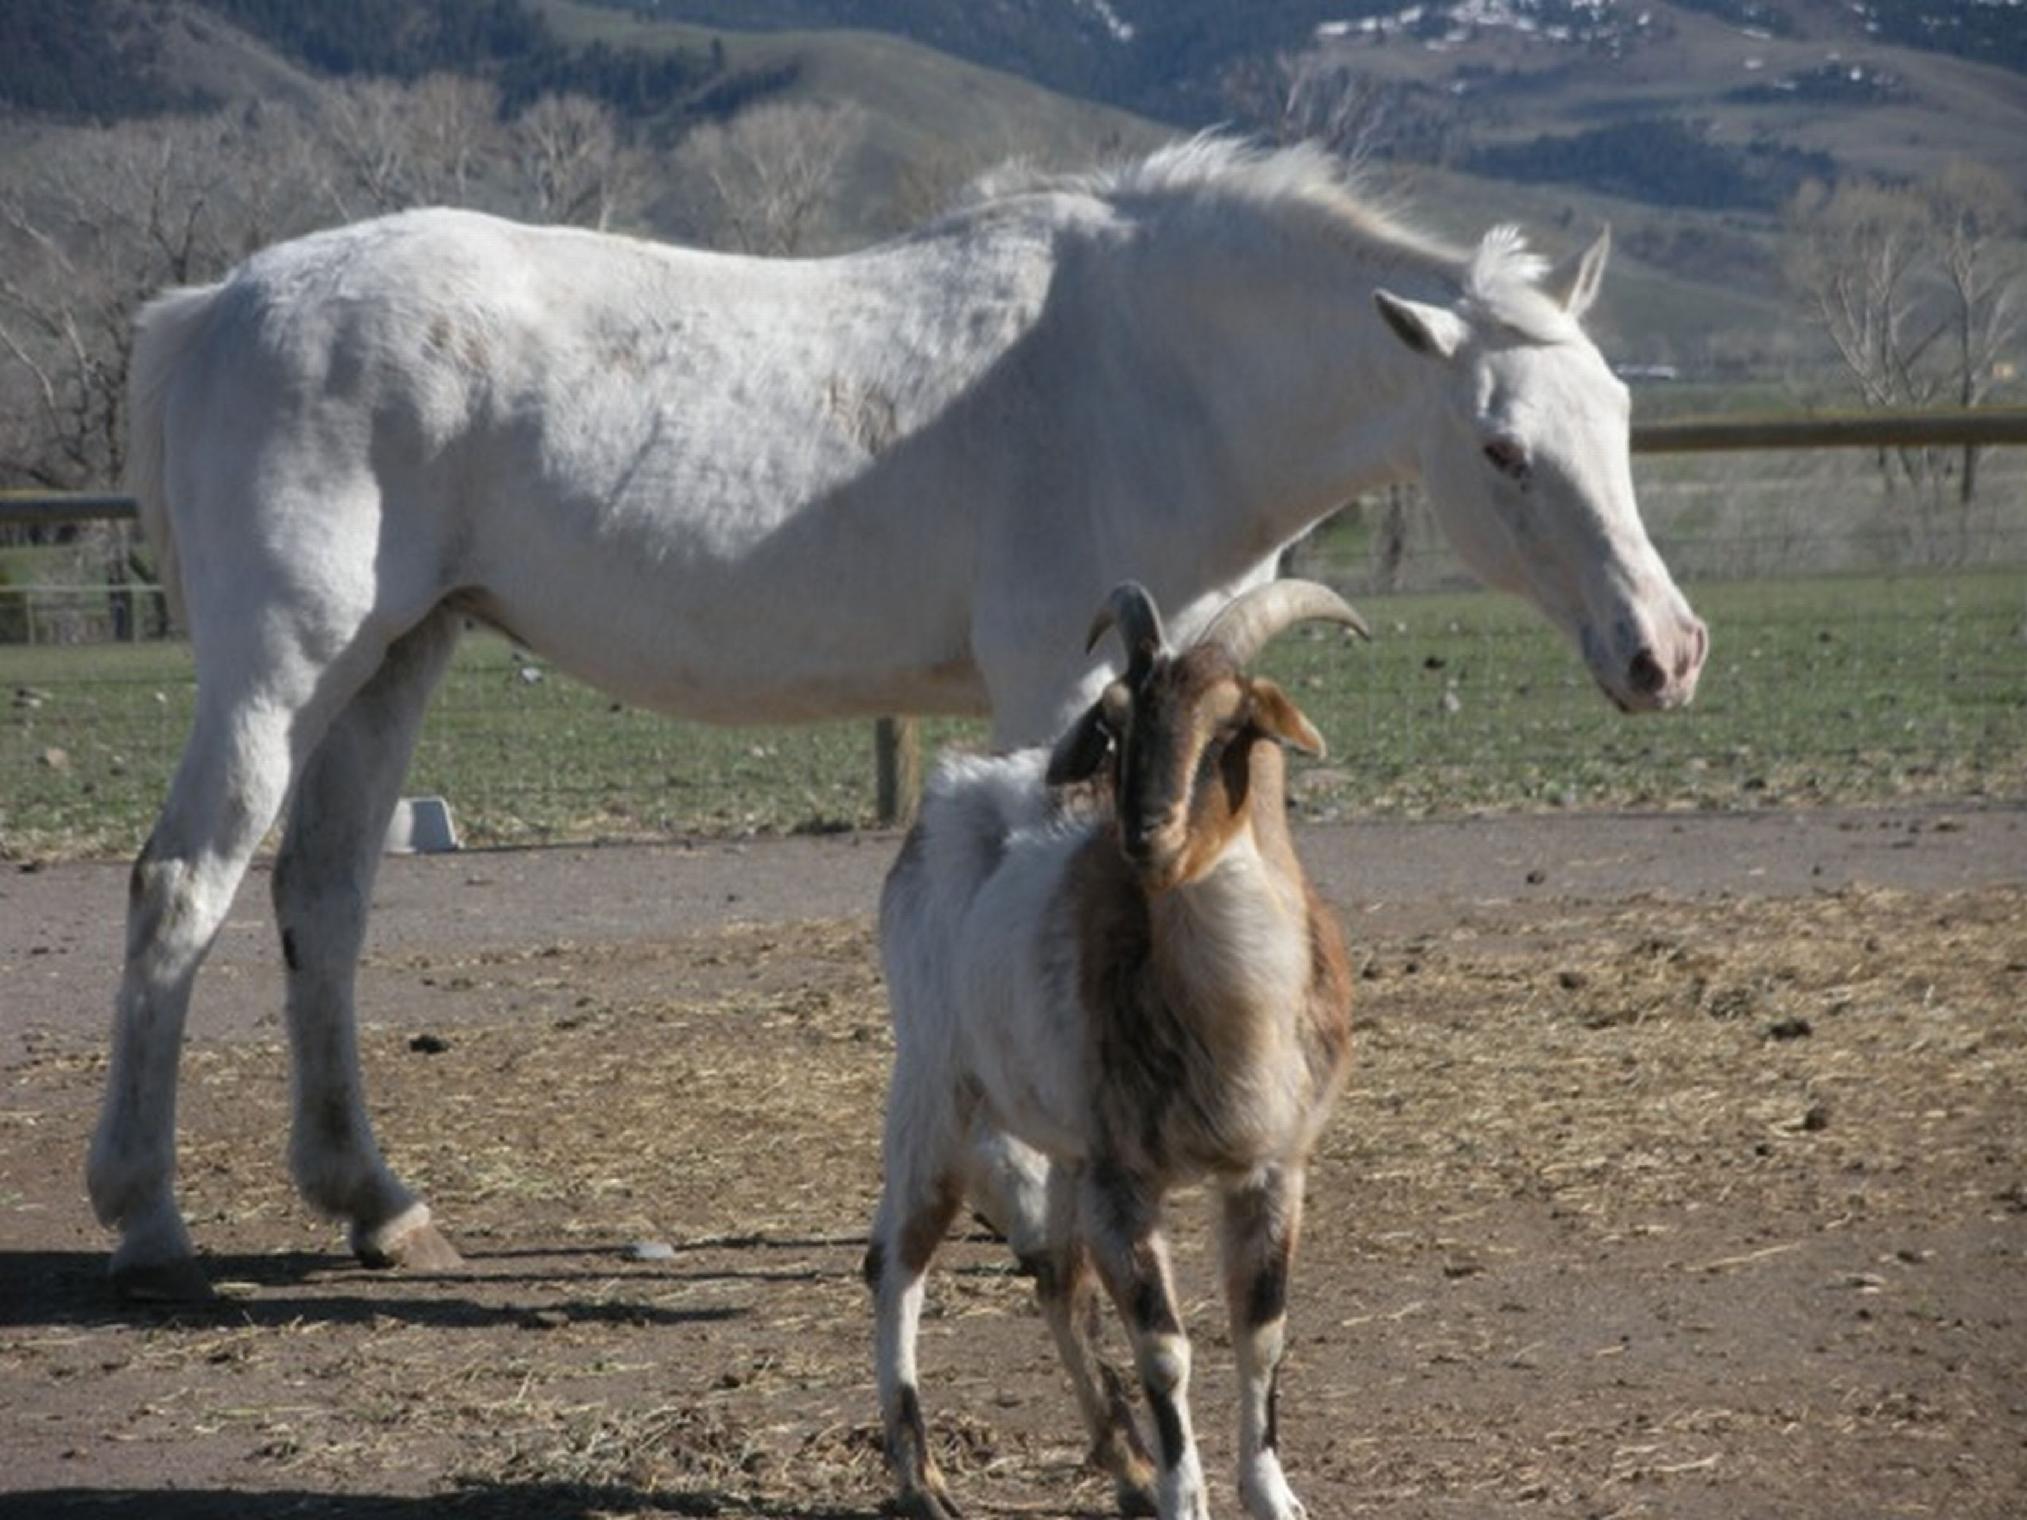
[1675,631,1705,681]
[1672,621,1709,682]
[1628,648,1666,696]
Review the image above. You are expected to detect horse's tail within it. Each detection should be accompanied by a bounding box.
[126,283,221,631]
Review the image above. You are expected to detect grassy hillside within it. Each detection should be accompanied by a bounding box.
[590,1,2027,183]
[527,0,1830,370]
[4,0,2014,378]
[530,0,2023,373]
[532,0,1165,229]
[1425,0,2027,191]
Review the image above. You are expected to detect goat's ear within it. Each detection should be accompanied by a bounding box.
[1248,678,1327,758]
[1045,703,1113,786]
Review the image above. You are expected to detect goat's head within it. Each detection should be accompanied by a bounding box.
[1047,579,1369,893]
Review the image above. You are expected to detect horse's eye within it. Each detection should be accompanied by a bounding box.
[1483,437,1530,482]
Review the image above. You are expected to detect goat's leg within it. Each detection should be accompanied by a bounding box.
[867,1176,966,1519]
[88,629,381,1299]
[1082,1163,1208,1520]
[867,1068,968,1520]
[272,610,462,1271]
[1221,1164,1308,1520]
[1033,1163,1158,1517]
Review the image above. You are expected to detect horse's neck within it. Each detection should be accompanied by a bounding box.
[1123,219,1438,550]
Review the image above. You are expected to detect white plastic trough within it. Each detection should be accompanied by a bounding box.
[384,796,459,854]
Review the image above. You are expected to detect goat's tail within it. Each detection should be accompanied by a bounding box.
[126,283,221,631]
[878,750,1060,1036]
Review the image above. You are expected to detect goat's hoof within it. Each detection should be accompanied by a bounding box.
[1115,1476,1160,1517]
[1239,1460,1308,1520]
[110,1254,216,1303]
[354,1207,464,1272]
[891,1482,963,1520]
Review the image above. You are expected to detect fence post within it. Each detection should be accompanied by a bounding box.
[874,717,920,828]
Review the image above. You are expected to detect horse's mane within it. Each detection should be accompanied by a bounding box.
[970,134,1582,344]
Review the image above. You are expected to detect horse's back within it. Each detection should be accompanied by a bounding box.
[130,202,1080,718]
[129,213,543,651]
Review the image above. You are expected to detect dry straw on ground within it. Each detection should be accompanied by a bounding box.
[2,885,2022,1517]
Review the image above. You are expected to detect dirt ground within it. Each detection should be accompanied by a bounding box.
[3,805,2023,1519]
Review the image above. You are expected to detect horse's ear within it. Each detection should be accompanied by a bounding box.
[1247,678,1327,759]
[1046,702,1114,786]
[1545,226,1610,319]
[1374,290,1466,361]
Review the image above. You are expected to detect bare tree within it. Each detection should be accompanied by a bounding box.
[884,141,1004,233]
[0,112,338,632]
[1787,181,1935,409]
[320,78,422,218]
[0,118,240,492]
[1225,48,1396,171]
[1928,162,2025,509]
[513,92,644,231]
[231,100,345,253]
[320,75,506,217]
[320,76,648,232]
[1786,171,2025,562]
[672,101,868,256]
[402,73,503,209]
[0,79,655,507]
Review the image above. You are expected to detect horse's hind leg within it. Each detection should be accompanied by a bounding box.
[270,609,462,1271]
[87,625,386,1300]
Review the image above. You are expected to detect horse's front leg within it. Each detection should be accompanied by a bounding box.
[1220,1164,1307,1520]
[273,612,463,1271]
[1082,1162,1208,1520]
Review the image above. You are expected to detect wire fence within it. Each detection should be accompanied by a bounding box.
[3,435,2024,857]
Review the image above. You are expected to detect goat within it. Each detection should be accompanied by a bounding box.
[866,578,1366,1520]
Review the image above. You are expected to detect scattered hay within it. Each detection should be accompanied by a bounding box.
[485,1399,763,1493]
[4,886,2022,1518]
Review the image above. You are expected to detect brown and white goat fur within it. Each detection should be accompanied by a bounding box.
[867,580,1364,1520]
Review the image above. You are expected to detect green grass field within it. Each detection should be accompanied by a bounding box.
[4,570,2021,861]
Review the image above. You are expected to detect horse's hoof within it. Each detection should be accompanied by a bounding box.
[110,1255,217,1303]
[355,1208,465,1272]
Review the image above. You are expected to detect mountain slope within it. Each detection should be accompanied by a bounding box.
[532,0,1164,200]
[602,0,2027,192]
[2,0,2014,381]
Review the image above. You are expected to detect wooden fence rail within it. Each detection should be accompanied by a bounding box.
[0,493,137,525]
[5,408,2026,529]
[1630,407,2027,454]
[8,406,2026,825]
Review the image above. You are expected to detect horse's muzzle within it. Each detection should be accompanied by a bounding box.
[1619,615,1708,711]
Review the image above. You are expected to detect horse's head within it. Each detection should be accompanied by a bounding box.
[1374,228,1707,713]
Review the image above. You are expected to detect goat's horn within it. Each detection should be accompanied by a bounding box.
[1197,579,1371,666]
[1085,580,1167,681]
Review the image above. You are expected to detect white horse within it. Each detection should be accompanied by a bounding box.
[92,137,1705,1299]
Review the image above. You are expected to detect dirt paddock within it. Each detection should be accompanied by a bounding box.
[3,806,2023,1519]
